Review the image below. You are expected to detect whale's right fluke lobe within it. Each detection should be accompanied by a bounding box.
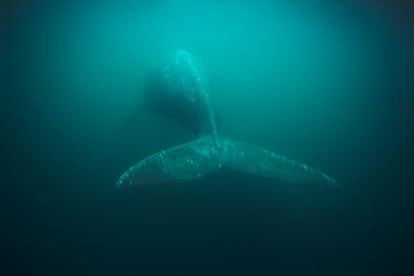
[222,138,342,190]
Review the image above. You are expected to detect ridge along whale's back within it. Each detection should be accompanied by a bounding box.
[144,50,218,138]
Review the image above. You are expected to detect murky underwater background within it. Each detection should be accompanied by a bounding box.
[1,0,413,275]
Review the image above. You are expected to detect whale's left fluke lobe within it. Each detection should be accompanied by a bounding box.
[117,138,222,189]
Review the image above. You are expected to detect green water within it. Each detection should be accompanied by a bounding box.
[1,1,413,275]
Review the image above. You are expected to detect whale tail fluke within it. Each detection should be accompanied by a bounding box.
[117,137,341,190]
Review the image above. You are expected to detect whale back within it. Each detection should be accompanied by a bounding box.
[144,50,217,138]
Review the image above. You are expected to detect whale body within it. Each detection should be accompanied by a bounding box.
[143,50,217,138]
[117,50,341,190]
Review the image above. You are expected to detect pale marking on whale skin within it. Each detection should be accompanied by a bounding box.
[117,50,341,190]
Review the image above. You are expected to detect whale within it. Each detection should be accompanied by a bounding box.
[142,50,218,138]
[117,50,341,190]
